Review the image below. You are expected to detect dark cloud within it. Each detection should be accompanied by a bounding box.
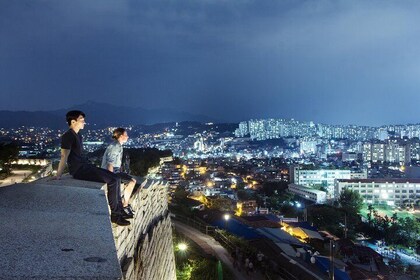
[1,0,420,125]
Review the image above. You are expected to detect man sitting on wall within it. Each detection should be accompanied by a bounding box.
[54,110,131,226]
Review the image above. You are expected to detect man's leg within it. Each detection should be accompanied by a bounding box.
[73,165,123,215]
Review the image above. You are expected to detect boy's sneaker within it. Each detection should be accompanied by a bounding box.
[123,206,134,219]
[126,204,135,213]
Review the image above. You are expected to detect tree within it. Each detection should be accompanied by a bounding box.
[338,189,363,216]
[308,205,344,237]
[237,190,253,201]
[125,148,172,176]
[367,204,375,225]
[398,217,420,248]
[261,181,288,196]
[207,197,235,212]
[0,142,19,175]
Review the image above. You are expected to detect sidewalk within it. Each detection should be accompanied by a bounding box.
[173,220,266,280]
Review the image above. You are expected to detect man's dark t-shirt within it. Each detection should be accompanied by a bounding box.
[61,129,88,175]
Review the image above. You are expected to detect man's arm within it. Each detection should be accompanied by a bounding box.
[55,149,70,179]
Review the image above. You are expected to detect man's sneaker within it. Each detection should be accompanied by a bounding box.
[123,207,134,219]
[111,214,131,226]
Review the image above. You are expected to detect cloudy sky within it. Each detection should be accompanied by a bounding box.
[1,0,420,126]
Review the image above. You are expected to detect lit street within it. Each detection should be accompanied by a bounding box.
[0,170,31,187]
[173,220,266,280]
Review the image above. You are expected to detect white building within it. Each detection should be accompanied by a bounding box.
[288,184,327,204]
[335,179,420,207]
[372,143,386,163]
[235,122,249,137]
[384,140,410,165]
[204,188,221,197]
[362,140,410,165]
[299,138,318,155]
[292,167,351,194]
[342,152,358,162]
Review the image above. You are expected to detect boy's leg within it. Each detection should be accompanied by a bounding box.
[123,180,135,207]
[116,172,136,207]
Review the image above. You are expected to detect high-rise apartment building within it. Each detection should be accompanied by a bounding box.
[362,139,410,165]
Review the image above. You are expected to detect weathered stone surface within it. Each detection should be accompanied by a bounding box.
[112,180,176,280]
[0,182,121,279]
[37,175,107,190]
[0,176,176,280]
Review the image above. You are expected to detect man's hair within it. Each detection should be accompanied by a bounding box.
[112,127,126,140]
[66,110,85,126]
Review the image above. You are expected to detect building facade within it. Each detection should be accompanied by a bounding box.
[288,183,327,204]
[335,179,420,207]
[291,167,352,195]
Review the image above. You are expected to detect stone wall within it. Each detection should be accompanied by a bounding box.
[113,179,177,280]
[0,176,176,279]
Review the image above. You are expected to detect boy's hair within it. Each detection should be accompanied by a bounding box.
[112,127,126,140]
[66,110,85,126]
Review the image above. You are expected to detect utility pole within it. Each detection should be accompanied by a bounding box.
[330,239,335,280]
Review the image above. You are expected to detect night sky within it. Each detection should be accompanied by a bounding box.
[1,1,420,126]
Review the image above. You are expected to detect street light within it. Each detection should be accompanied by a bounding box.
[178,243,188,251]
[224,214,230,229]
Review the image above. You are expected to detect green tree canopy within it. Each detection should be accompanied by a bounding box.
[0,142,19,175]
[125,148,172,176]
[261,181,288,196]
[338,188,363,216]
[207,197,235,212]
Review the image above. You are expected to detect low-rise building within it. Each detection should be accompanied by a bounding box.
[288,183,327,204]
[236,200,258,216]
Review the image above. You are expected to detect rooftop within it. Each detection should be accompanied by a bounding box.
[337,178,420,183]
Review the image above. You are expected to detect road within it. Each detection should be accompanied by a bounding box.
[173,220,266,280]
[364,241,420,266]
[0,170,31,187]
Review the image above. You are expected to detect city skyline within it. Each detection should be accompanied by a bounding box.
[2,1,420,126]
[5,100,420,128]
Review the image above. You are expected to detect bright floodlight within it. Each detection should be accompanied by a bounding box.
[224,214,230,221]
[178,243,188,251]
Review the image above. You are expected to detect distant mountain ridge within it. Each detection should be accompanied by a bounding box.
[0,101,219,129]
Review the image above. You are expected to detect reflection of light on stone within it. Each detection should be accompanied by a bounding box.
[224,214,230,221]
